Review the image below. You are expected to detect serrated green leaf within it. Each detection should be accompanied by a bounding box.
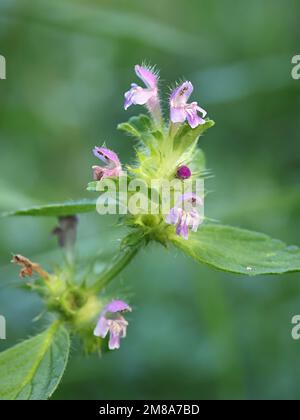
[173,119,215,153]
[171,224,300,275]
[1,199,97,217]
[118,114,153,140]
[0,323,70,400]
[118,122,141,138]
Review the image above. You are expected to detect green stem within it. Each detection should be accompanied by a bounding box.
[146,98,163,129]
[90,244,141,293]
[168,122,180,139]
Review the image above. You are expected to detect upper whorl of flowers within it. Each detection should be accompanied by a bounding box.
[91,64,210,242]
[124,65,159,110]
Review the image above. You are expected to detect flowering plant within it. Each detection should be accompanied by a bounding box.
[0,64,299,400]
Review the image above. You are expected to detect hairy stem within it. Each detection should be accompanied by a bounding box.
[147,97,163,129]
[90,243,141,293]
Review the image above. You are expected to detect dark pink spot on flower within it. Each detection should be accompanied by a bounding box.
[176,165,192,180]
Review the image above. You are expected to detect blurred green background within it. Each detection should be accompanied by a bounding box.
[0,0,300,400]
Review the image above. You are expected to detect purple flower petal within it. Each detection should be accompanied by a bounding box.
[177,193,203,207]
[94,315,109,338]
[190,210,202,232]
[176,219,189,240]
[186,111,205,129]
[191,217,201,232]
[94,299,131,351]
[175,222,183,237]
[92,147,122,180]
[170,106,187,124]
[186,103,207,129]
[196,104,207,118]
[170,82,207,129]
[93,147,121,166]
[92,165,122,180]
[118,318,128,338]
[181,221,190,240]
[166,207,180,225]
[135,65,158,90]
[105,299,132,314]
[124,84,138,110]
[108,332,121,350]
[92,166,105,181]
[124,84,156,110]
[170,81,193,106]
[167,194,204,240]
[124,65,160,117]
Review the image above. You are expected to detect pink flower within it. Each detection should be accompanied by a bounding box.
[92,147,122,180]
[166,193,204,240]
[94,300,132,350]
[124,65,162,124]
[124,65,158,109]
[170,81,207,129]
